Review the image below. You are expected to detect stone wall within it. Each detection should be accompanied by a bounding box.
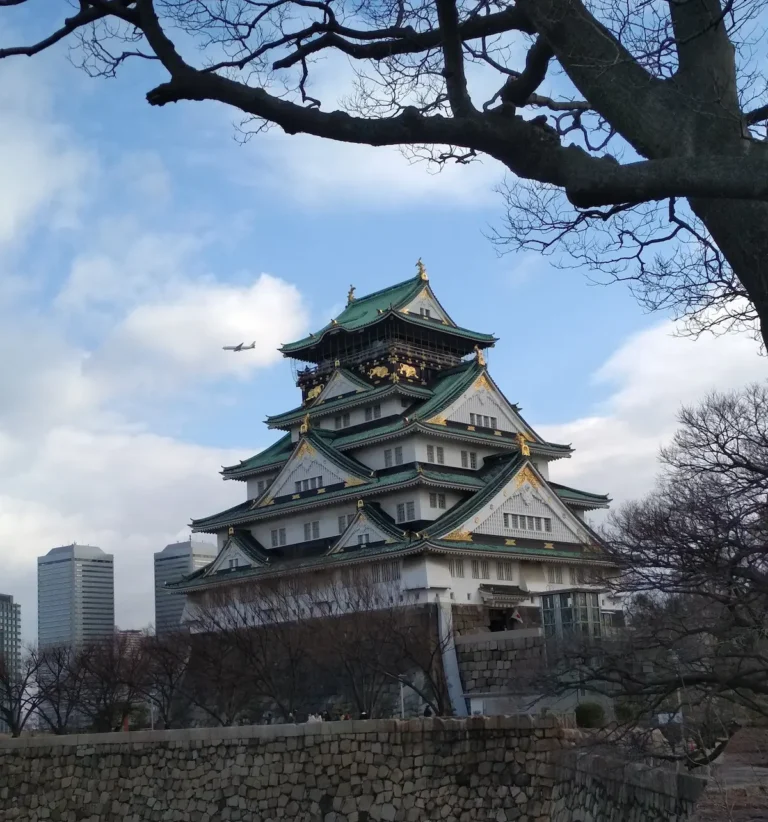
[0,717,705,822]
[455,630,546,693]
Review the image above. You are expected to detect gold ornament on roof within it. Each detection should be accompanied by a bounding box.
[296,440,316,459]
[347,285,356,305]
[306,384,323,402]
[514,465,540,488]
[416,258,428,281]
[473,374,491,391]
[398,363,417,378]
[443,528,472,542]
[228,526,234,535]
[474,345,486,366]
[344,476,367,487]
[515,432,531,457]
[299,413,311,434]
[357,499,365,509]
[369,365,389,379]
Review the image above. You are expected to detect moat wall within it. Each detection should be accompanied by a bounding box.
[0,717,705,822]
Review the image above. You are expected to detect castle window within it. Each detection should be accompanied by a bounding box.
[547,565,563,584]
[449,558,464,578]
[303,521,320,541]
[334,413,351,429]
[337,514,354,534]
[384,449,393,468]
[420,307,431,318]
[497,561,515,581]
[438,493,446,509]
[406,501,415,520]
[545,518,552,532]
[271,528,286,547]
[461,450,478,469]
[358,533,370,545]
[228,558,239,570]
[427,445,434,463]
[471,560,490,580]
[295,476,322,493]
[365,404,382,421]
[429,493,437,508]
[491,417,498,429]
[436,446,444,464]
[570,566,587,585]
[428,493,446,510]
[371,560,401,583]
[426,445,444,465]
[396,503,405,522]
[257,479,266,495]
[394,446,403,465]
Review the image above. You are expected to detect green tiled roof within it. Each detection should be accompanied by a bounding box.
[303,430,375,481]
[550,482,610,509]
[424,453,526,538]
[410,361,481,421]
[221,433,293,478]
[170,539,420,591]
[266,382,432,429]
[426,539,613,563]
[192,467,483,532]
[281,275,495,354]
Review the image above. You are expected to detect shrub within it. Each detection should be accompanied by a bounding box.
[575,701,605,728]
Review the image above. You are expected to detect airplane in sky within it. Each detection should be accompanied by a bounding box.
[223,341,256,352]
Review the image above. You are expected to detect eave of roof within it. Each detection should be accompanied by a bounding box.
[221,433,294,478]
[550,481,611,509]
[266,382,432,429]
[191,468,484,532]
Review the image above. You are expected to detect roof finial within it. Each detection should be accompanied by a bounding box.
[347,284,356,305]
[474,345,486,367]
[416,258,428,281]
[299,413,311,434]
[515,431,531,457]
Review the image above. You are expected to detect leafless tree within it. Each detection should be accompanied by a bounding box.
[0,647,42,738]
[35,644,89,734]
[3,1,768,342]
[135,631,193,729]
[541,383,768,765]
[77,634,150,732]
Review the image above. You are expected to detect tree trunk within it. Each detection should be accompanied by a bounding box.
[692,198,768,349]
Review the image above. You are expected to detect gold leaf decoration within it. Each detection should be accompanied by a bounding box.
[505,539,516,547]
[428,414,447,426]
[368,365,389,379]
[514,465,540,489]
[473,374,492,391]
[306,384,323,401]
[398,363,417,378]
[544,543,555,550]
[515,432,531,456]
[443,529,473,542]
[344,476,367,487]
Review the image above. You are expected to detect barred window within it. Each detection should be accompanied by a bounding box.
[384,449,393,468]
[394,446,403,465]
[497,561,515,581]
[271,528,286,547]
[406,501,415,520]
[429,493,437,509]
[365,404,381,421]
[396,503,405,523]
[436,446,444,465]
[303,521,320,541]
[358,533,370,545]
[449,558,465,578]
[547,565,563,584]
[438,493,446,509]
[471,559,490,580]
[427,445,435,463]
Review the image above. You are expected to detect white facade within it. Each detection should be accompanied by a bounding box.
[154,540,218,635]
[37,544,114,648]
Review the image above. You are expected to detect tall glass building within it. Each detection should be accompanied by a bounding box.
[0,593,21,675]
[154,539,217,634]
[37,544,114,648]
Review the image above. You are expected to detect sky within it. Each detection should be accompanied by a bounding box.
[0,12,766,643]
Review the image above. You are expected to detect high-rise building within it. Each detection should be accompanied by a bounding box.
[0,594,21,676]
[154,539,217,634]
[37,544,114,648]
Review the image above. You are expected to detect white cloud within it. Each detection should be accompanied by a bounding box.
[541,321,768,509]
[0,61,91,247]
[250,134,505,208]
[94,274,308,391]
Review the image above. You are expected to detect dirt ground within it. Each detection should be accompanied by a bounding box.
[692,728,768,822]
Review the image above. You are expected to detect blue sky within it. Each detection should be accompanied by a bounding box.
[1,11,765,640]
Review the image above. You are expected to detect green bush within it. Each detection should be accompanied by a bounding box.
[575,701,606,728]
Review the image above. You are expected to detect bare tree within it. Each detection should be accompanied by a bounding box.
[77,634,149,732]
[541,383,768,764]
[135,631,193,729]
[35,644,89,735]
[3,1,768,342]
[0,647,41,738]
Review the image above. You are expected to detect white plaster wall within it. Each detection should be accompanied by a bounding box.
[352,437,418,470]
[532,460,550,480]
[246,474,277,501]
[403,291,449,322]
[402,556,452,591]
[412,436,499,470]
[249,506,353,548]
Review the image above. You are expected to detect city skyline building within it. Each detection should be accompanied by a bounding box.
[37,544,115,648]
[0,593,21,678]
[154,539,217,634]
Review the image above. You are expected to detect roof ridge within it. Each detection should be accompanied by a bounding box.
[344,274,422,306]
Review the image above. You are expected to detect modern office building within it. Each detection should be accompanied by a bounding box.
[154,539,217,634]
[0,594,21,676]
[37,544,114,648]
